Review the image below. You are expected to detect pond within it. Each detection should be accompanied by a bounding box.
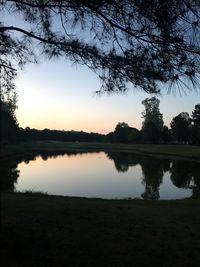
[1,151,200,200]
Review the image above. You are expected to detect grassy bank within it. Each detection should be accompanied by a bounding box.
[2,142,200,266]
[1,141,200,161]
[2,192,200,266]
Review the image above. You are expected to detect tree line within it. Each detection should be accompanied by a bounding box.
[2,96,200,145]
[1,1,200,147]
[105,97,200,145]
[1,103,104,144]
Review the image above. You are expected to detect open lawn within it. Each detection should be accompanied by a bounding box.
[1,141,200,161]
[2,192,200,267]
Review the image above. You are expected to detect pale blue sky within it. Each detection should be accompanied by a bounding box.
[16,58,200,134]
[3,6,199,134]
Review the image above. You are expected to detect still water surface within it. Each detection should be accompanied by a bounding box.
[2,151,200,200]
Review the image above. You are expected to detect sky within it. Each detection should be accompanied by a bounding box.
[16,58,200,135]
[3,5,199,135]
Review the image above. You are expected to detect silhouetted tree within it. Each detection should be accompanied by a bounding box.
[0,0,200,97]
[161,125,172,143]
[1,101,19,144]
[128,128,141,143]
[191,104,200,145]
[114,122,131,143]
[141,97,163,143]
[192,104,200,127]
[170,112,191,143]
[104,132,114,143]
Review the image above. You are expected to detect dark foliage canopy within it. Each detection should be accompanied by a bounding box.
[192,104,200,127]
[0,0,200,96]
[1,101,19,143]
[170,112,192,142]
[19,127,104,142]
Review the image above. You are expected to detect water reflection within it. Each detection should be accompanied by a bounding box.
[107,152,200,199]
[170,160,200,198]
[0,158,20,191]
[140,158,164,200]
[107,152,167,199]
[107,152,139,172]
[1,151,200,199]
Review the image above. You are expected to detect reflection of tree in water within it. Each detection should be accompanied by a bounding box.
[106,152,139,172]
[107,152,169,200]
[40,151,100,161]
[2,151,200,199]
[170,160,200,198]
[140,158,169,200]
[106,152,200,199]
[140,158,172,200]
[170,161,193,188]
[0,159,20,191]
[0,153,40,192]
[0,151,100,192]
[191,174,200,198]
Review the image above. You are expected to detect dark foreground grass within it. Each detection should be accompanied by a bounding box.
[2,192,200,267]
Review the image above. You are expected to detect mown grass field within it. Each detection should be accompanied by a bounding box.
[1,141,200,161]
[2,192,200,267]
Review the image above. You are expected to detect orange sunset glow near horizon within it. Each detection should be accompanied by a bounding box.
[16,60,200,135]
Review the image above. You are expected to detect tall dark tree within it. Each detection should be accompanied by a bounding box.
[191,104,200,144]
[161,125,172,143]
[0,0,200,97]
[192,104,200,127]
[1,100,19,144]
[141,97,163,143]
[170,112,192,143]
